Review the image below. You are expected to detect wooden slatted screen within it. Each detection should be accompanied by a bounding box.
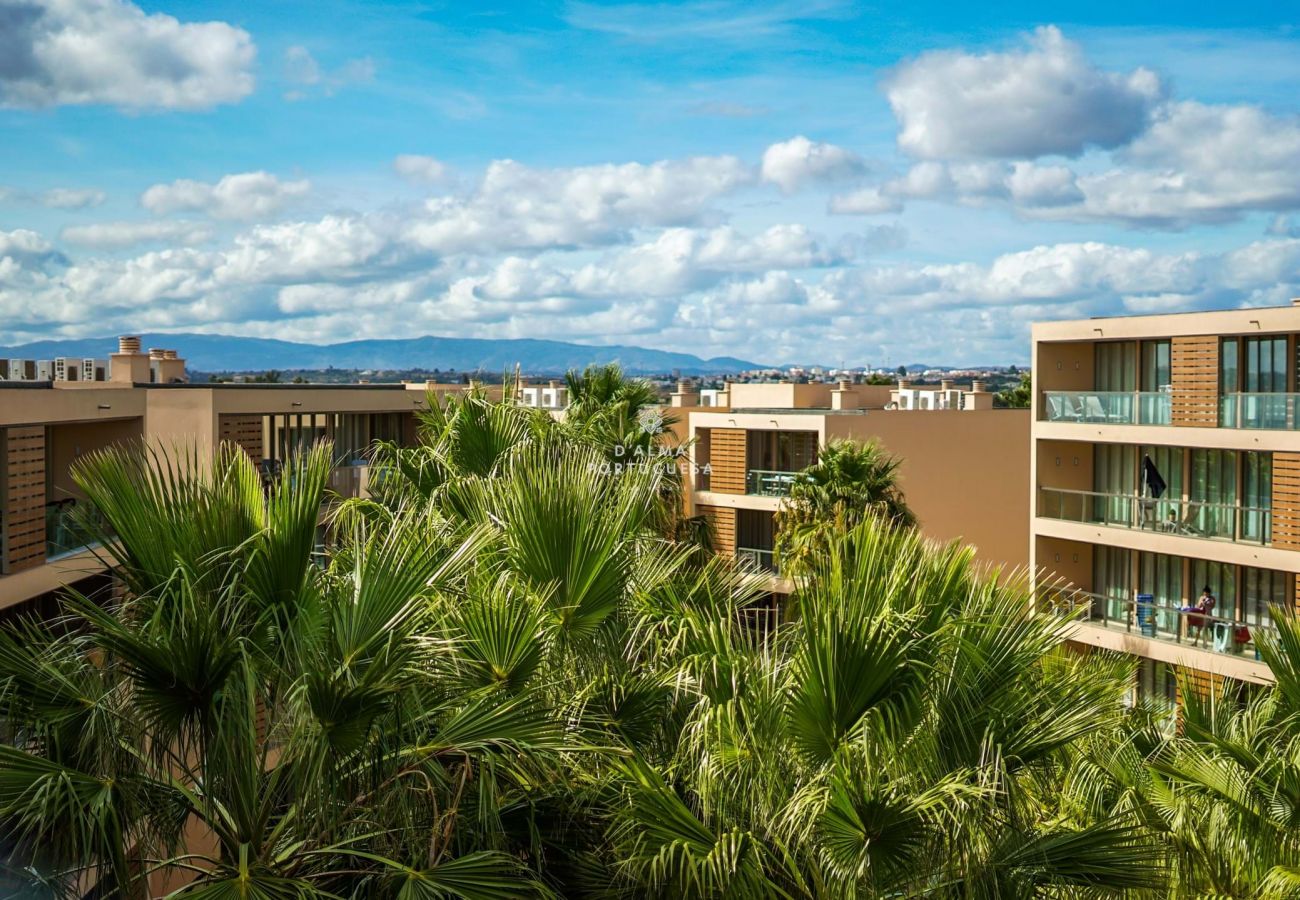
[1272,453,1300,550]
[708,428,747,494]
[2,427,47,574]
[1170,336,1219,427]
[697,504,736,555]
[218,414,264,461]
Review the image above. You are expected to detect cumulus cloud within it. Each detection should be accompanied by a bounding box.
[141,172,311,221]
[1066,101,1300,226]
[393,154,450,184]
[761,136,865,192]
[0,0,255,110]
[61,220,213,249]
[829,187,902,215]
[885,26,1162,159]
[404,155,753,253]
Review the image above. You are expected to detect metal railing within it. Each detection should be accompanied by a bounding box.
[1041,587,1278,659]
[746,469,800,496]
[1038,486,1271,545]
[735,547,778,574]
[1042,391,1171,425]
[1219,393,1300,430]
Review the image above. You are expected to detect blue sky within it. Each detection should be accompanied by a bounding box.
[2,1,1300,364]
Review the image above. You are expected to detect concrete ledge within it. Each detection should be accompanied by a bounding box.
[0,549,111,610]
[1068,621,1274,685]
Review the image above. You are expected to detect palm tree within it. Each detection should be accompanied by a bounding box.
[0,393,1184,898]
[0,442,565,897]
[597,517,1164,897]
[774,439,915,574]
[1122,614,1300,897]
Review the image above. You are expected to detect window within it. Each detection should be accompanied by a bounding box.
[1241,452,1272,543]
[1136,659,1178,731]
[1140,340,1171,391]
[1243,568,1286,628]
[1095,342,1136,392]
[1190,449,1237,538]
[1190,559,1235,623]
[1220,338,1239,394]
[1093,545,1130,622]
[1140,445,1183,528]
[1093,444,1136,525]
[1243,336,1288,393]
[1140,552,1183,635]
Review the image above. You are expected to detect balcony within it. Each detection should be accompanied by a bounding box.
[746,469,800,496]
[45,500,111,561]
[1220,393,1300,430]
[328,464,372,499]
[735,546,778,574]
[1043,588,1277,661]
[1042,391,1170,425]
[1038,487,1270,546]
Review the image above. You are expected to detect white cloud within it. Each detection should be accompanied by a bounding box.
[61,220,213,249]
[282,45,374,100]
[829,187,901,215]
[760,136,865,192]
[404,155,753,253]
[393,154,450,184]
[885,26,1162,159]
[41,187,106,209]
[0,0,255,111]
[1068,101,1300,226]
[215,215,394,283]
[141,172,311,221]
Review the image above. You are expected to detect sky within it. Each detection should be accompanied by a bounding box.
[2,1,1300,365]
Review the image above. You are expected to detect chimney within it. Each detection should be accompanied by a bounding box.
[156,348,188,383]
[671,377,700,408]
[110,335,150,383]
[548,379,559,389]
[897,378,911,390]
[964,381,993,411]
[832,378,860,410]
[940,379,954,391]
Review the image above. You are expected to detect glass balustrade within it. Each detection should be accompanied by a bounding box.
[1042,391,1170,425]
[745,469,800,496]
[735,547,778,574]
[1038,486,1271,545]
[1220,393,1300,429]
[45,502,112,560]
[1040,586,1277,660]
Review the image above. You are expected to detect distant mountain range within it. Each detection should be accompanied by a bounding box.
[0,333,762,376]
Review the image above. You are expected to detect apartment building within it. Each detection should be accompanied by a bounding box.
[0,337,438,618]
[1031,302,1300,701]
[675,378,1030,591]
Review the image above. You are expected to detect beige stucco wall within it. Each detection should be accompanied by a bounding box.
[47,419,144,501]
[822,408,1031,570]
[727,382,834,409]
[686,407,1030,570]
[0,385,144,427]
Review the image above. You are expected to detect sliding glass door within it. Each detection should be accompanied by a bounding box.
[1242,451,1272,543]
[1190,449,1237,538]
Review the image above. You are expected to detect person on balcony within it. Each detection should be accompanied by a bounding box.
[1186,586,1216,647]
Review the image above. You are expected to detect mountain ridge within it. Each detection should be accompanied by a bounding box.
[0,333,762,376]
